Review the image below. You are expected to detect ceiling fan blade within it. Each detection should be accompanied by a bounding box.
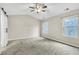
[29,7,35,9]
[42,10,46,12]
[43,6,47,8]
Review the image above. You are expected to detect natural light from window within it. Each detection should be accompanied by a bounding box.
[63,16,78,38]
[42,21,48,33]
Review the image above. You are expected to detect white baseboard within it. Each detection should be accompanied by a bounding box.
[8,36,42,41]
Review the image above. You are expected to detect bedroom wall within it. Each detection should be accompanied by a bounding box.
[8,15,40,41]
[41,9,79,47]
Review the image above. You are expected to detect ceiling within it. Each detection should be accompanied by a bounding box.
[0,3,79,20]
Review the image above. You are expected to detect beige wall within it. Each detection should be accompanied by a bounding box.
[8,15,40,41]
[41,9,79,47]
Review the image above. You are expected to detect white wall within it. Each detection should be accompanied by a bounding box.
[41,9,79,47]
[8,15,40,41]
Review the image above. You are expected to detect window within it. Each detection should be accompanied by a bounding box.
[42,21,48,33]
[63,16,78,38]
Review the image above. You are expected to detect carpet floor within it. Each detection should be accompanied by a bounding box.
[1,38,79,55]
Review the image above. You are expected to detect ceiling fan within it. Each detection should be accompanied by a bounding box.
[29,3,47,13]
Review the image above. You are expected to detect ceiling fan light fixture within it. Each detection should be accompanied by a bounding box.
[29,3,47,14]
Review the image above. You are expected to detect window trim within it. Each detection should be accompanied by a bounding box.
[62,15,78,38]
[42,21,48,33]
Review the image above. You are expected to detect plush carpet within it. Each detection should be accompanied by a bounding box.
[1,38,79,55]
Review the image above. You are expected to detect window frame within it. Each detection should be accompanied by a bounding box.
[42,21,48,33]
[62,15,79,38]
